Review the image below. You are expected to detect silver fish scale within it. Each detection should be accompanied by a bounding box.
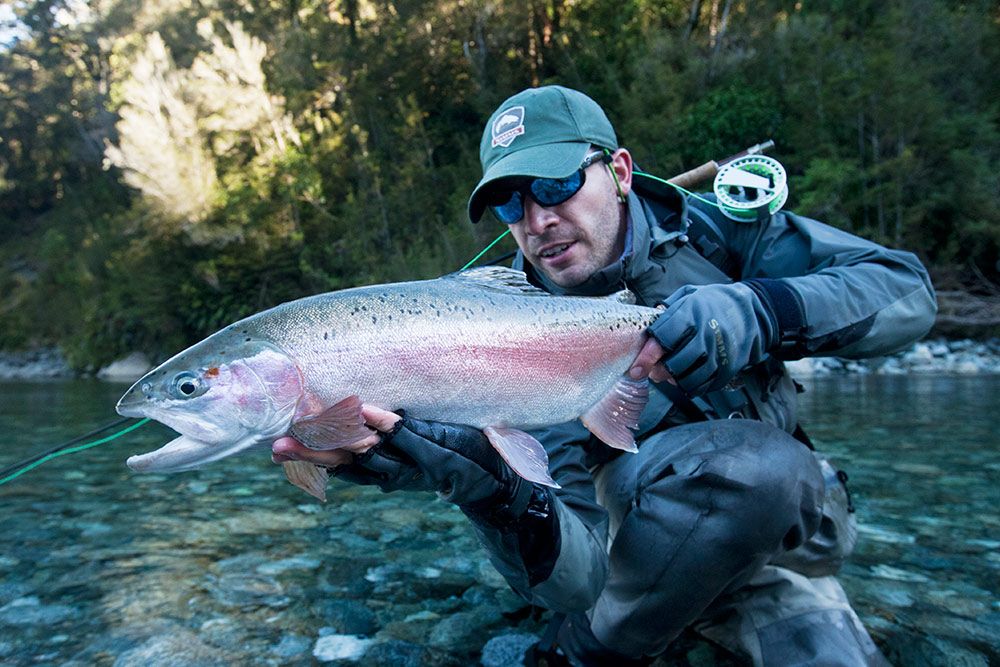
[225,270,660,431]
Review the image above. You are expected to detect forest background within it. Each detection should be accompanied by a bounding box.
[1,0,998,370]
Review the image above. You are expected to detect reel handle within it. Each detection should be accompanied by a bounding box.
[666,139,776,189]
[668,160,719,189]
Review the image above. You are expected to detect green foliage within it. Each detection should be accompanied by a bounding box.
[0,0,997,367]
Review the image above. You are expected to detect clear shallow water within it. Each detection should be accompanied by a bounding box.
[0,375,997,665]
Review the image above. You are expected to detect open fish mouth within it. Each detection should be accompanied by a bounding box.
[126,434,264,473]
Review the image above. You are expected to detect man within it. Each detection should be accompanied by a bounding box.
[273,85,936,665]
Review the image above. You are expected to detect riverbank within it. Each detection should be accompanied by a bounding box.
[2,338,999,381]
[784,338,1000,377]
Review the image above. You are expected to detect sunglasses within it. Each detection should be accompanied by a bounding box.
[487,150,612,224]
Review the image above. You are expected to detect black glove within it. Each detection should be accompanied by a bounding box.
[332,413,562,584]
[649,280,802,395]
[330,413,534,528]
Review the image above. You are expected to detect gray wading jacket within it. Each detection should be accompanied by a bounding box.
[468,185,937,612]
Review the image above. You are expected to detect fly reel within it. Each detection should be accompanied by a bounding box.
[713,154,788,221]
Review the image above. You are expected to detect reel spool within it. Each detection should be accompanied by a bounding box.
[713,155,788,221]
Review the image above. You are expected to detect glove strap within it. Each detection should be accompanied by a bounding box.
[466,485,562,587]
[745,277,806,342]
[463,475,535,531]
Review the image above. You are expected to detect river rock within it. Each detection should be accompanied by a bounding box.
[0,596,78,625]
[481,632,538,667]
[358,639,427,667]
[313,633,373,661]
[0,348,71,378]
[204,573,290,608]
[427,607,505,653]
[96,351,152,382]
[312,598,378,635]
[112,629,236,666]
[269,634,312,658]
[256,555,322,575]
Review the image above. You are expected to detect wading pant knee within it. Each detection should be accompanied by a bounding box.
[572,420,827,660]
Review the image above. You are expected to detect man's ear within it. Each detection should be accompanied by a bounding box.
[610,148,633,202]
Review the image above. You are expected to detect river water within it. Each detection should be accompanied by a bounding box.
[0,374,997,665]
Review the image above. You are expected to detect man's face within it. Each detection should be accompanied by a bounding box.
[507,153,630,288]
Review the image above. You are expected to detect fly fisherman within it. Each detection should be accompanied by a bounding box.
[273,85,936,665]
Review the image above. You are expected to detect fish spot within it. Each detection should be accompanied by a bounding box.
[245,337,251,342]
[324,332,329,340]
[372,316,378,324]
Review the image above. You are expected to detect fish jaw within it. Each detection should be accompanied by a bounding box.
[115,339,305,467]
[126,433,267,473]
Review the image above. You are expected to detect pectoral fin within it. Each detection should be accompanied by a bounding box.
[580,375,648,453]
[282,460,329,502]
[290,395,370,450]
[484,427,560,489]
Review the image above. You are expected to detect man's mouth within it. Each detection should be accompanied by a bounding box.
[539,243,572,260]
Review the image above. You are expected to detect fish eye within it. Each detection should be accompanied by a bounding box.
[170,372,205,399]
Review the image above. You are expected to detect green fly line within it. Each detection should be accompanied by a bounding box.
[2,167,726,485]
[633,169,742,214]
[460,228,512,271]
[0,418,150,487]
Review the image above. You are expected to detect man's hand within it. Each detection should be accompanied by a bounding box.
[271,406,533,523]
[646,282,780,395]
[628,304,675,384]
[628,337,676,384]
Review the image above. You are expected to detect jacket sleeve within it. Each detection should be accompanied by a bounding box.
[698,203,938,359]
[464,420,610,612]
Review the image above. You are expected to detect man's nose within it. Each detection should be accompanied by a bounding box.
[521,197,559,235]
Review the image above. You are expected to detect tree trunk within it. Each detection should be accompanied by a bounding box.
[684,0,702,40]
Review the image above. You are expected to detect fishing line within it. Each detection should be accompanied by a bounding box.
[21,153,780,480]
[460,228,511,270]
[0,417,150,487]
[635,154,788,221]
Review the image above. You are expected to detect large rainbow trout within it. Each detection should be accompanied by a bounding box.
[117,267,660,500]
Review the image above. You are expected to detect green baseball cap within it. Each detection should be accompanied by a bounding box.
[467,85,619,222]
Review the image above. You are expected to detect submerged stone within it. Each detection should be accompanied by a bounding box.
[481,632,538,667]
[358,639,427,667]
[312,598,378,635]
[0,596,78,626]
[204,573,290,608]
[313,634,373,662]
[269,634,311,658]
[112,630,236,666]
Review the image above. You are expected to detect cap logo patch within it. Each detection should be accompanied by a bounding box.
[491,106,525,148]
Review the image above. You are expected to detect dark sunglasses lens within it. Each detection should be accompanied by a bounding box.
[531,170,584,206]
[489,190,524,224]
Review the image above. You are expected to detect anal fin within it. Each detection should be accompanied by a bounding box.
[580,376,648,453]
[282,460,329,502]
[484,427,560,489]
[290,395,370,450]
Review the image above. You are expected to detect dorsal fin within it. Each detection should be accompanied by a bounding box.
[608,288,637,305]
[444,266,549,296]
